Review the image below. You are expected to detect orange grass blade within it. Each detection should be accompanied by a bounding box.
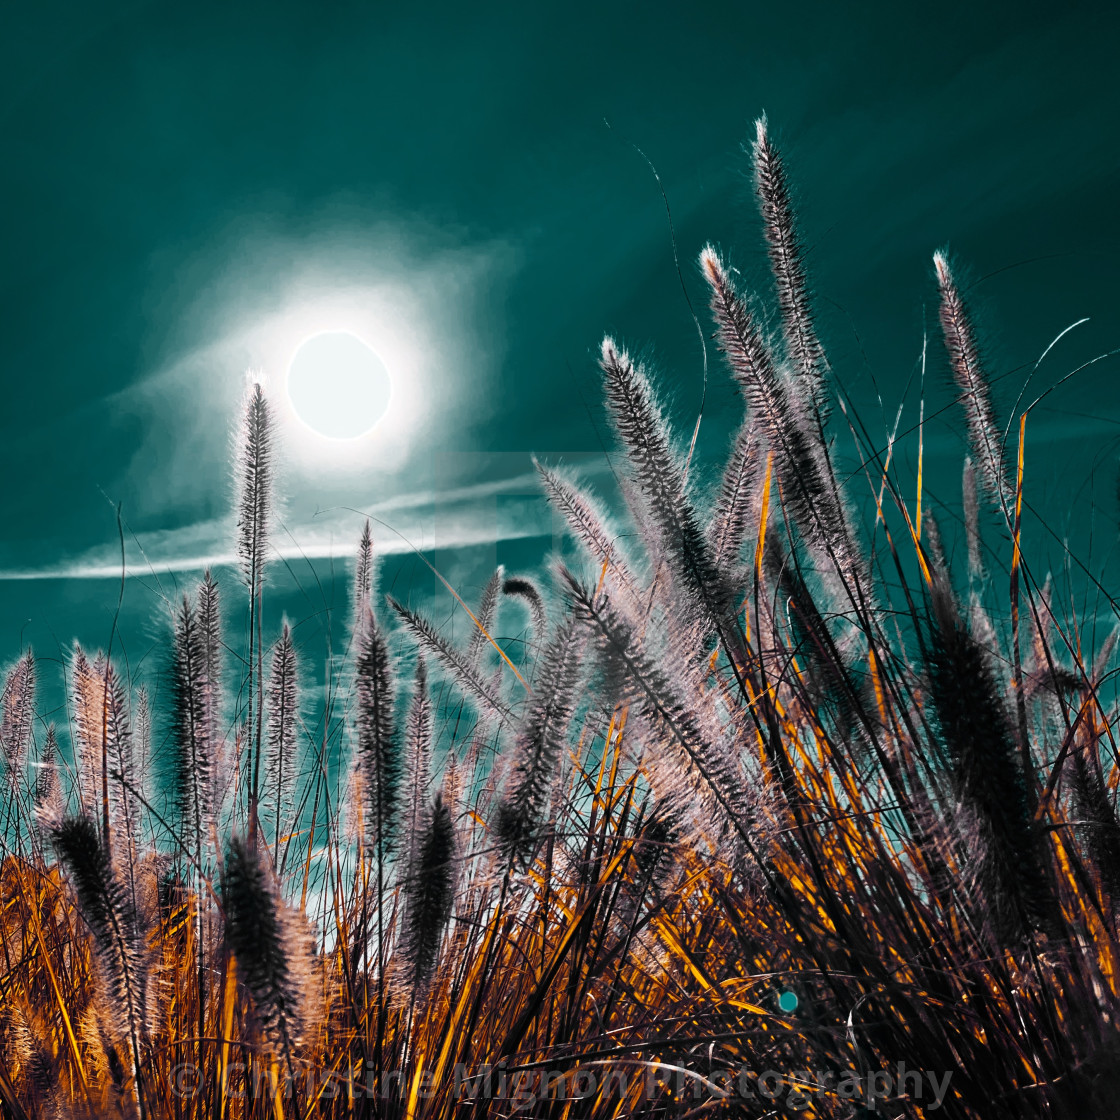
[753,451,774,579]
[916,394,925,538]
[217,956,237,1120]
[27,900,90,1100]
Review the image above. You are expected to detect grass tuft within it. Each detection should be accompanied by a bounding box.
[2,123,1119,1120]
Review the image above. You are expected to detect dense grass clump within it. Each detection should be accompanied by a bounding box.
[3,121,1120,1120]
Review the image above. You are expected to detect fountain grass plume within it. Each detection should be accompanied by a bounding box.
[700,245,864,599]
[236,379,273,841]
[752,114,829,426]
[33,724,64,835]
[495,617,585,865]
[1069,710,1120,904]
[766,538,869,746]
[71,644,105,815]
[400,656,432,883]
[353,518,376,634]
[134,686,152,789]
[467,566,505,666]
[98,659,141,871]
[934,251,1011,513]
[197,570,223,759]
[171,592,212,872]
[266,620,299,855]
[52,815,151,1089]
[388,596,512,725]
[707,417,763,574]
[534,458,645,614]
[1,650,34,789]
[220,833,312,1072]
[599,337,734,632]
[502,574,548,644]
[398,789,456,997]
[341,754,366,850]
[561,567,758,862]
[962,456,987,584]
[532,459,618,569]
[354,607,399,859]
[235,382,273,597]
[925,572,1054,942]
[0,1004,32,1087]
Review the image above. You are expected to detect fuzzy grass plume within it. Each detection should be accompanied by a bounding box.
[52,816,151,1101]
[220,833,312,1070]
[265,620,299,854]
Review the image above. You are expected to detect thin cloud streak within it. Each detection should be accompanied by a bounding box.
[0,470,565,582]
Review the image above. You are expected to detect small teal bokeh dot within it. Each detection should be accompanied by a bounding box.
[778,990,798,1013]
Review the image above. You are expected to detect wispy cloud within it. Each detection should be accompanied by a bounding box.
[0,470,564,581]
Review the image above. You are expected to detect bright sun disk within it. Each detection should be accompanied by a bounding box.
[286,330,392,440]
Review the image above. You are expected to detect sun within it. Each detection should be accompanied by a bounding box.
[285,330,393,440]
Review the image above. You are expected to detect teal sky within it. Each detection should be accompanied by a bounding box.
[2,0,1119,716]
